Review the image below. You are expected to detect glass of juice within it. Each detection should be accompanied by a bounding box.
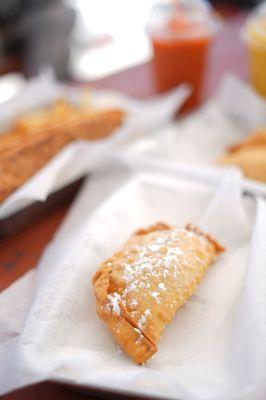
[244,3,266,98]
[147,0,218,109]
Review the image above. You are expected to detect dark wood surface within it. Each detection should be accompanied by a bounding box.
[0,11,248,400]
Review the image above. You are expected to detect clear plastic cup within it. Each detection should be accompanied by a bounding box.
[147,0,219,109]
[244,2,266,98]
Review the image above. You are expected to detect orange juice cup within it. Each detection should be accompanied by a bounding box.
[244,4,266,98]
[147,0,218,109]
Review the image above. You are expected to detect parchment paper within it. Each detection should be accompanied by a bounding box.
[0,159,265,400]
[0,71,190,218]
[129,75,266,195]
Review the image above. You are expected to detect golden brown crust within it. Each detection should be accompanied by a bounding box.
[218,127,266,183]
[93,223,224,364]
[93,264,157,365]
[185,223,225,254]
[218,147,266,183]
[134,222,171,236]
[0,101,125,202]
[227,128,266,154]
[134,222,225,254]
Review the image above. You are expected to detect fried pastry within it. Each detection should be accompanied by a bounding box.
[227,128,266,154]
[0,101,125,202]
[93,223,224,364]
[218,147,266,182]
[217,127,266,183]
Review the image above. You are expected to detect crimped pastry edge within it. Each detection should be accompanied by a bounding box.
[93,266,157,364]
[135,222,225,256]
[92,223,224,364]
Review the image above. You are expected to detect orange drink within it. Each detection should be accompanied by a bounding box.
[147,0,218,109]
[245,5,266,97]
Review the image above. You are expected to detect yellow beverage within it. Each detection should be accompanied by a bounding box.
[246,11,266,97]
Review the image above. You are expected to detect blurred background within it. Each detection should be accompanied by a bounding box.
[0,0,264,82]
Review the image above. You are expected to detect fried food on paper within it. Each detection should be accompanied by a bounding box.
[0,100,125,202]
[218,127,266,182]
[93,223,224,365]
[219,147,266,182]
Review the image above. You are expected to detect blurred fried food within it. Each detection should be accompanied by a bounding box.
[0,100,125,202]
[218,127,266,183]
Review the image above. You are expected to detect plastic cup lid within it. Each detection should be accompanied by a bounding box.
[147,0,220,39]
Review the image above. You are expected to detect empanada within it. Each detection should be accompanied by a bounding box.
[0,101,125,202]
[218,127,266,183]
[218,147,266,183]
[93,223,224,364]
[228,128,266,154]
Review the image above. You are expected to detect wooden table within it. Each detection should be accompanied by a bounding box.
[1,11,247,400]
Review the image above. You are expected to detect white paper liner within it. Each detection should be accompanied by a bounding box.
[128,74,266,195]
[0,71,190,218]
[0,159,265,400]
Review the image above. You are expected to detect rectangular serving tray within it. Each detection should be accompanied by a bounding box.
[0,177,86,238]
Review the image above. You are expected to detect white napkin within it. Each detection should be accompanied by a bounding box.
[129,74,266,196]
[1,160,265,400]
[0,71,190,218]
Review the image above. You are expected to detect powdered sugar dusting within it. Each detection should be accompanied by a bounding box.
[107,292,121,315]
[105,226,212,331]
[151,291,160,302]
[138,309,151,329]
